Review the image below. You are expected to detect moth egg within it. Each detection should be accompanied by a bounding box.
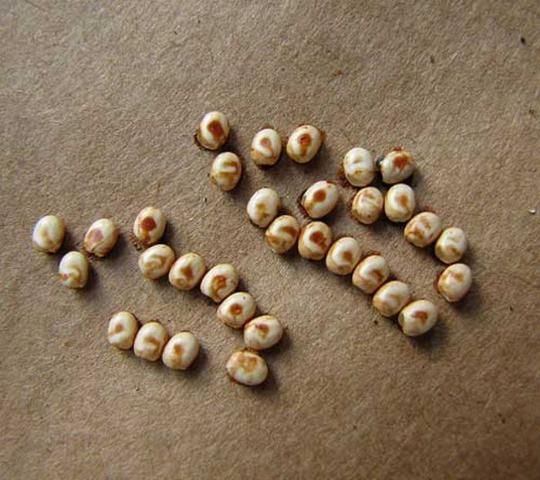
[298,221,333,260]
[133,322,169,362]
[244,315,283,350]
[437,263,472,303]
[265,215,300,254]
[162,332,200,370]
[352,255,390,294]
[168,252,206,290]
[58,251,89,289]
[217,292,257,329]
[286,125,323,163]
[32,215,65,253]
[250,128,282,166]
[226,350,268,386]
[343,147,375,187]
[301,180,339,219]
[210,152,242,191]
[200,263,239,303]
[83,218,119,257]
[138,244,175,279]
[133,207,166,247]
[384,184,416,223]
[246,188,281,228]
[326,237,361,275]
[378,147,416,184]
[404,212,443,248]
[196,111,230,150]
[398,300,438,336]
[351,187,384,225]
[107,311,139,350]
[372,281,411,317]
[435,227,467,264]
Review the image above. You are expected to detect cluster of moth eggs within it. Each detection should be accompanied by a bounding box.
[32,204,281,386]
[197,111,325,195]
[32,214,121,289]
[132,203,283,386]
[245,186,439,337]
[342,146,472,303]
[107,312,200,370]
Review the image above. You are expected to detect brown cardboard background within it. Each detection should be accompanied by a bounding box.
[1,1,539,478]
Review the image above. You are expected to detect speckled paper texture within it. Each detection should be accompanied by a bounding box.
[1,1,539,479]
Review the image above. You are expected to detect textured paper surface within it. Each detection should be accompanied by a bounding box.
[1,1,539,479]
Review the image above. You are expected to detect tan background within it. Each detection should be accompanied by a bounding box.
[1,1,539,478]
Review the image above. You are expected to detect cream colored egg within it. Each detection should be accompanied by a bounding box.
[246,188,280,228]
[196,111,230,150]
[265,215,300,254]
[250,128,282,166]
[244,315,283,350]
[83,218,119,257]
[343,147,375,187]
[200,263,239,303]
[372,281,411,317]
[107,311,139,350]
[210,152,242,191]
[286,125,323,163]
[404,212,442,248]
[133,322,169,362]
[384,184,416,223]
[398,300,438,336]
[133,207,166,247]
[301,181,339,219]
[435,227,467,264]
[168,253,206,290]
[32,215,65,253]
[326,237,361,275]
[351,187,384,225]
[138,244,175,279]
[162,332,200,370]
[58,251,89,289]
[352,255,390,294]
[379,147,416,184]
[226,350,268,386]
[298,221,333,260]
[437,263,472,303]
[217,292,257,328]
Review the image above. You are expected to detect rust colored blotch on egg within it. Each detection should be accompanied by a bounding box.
[398,195,409,208]
[452,271,464,282]
[141,217,157,231]
[88,229,103,243]
[181,266,193,280]
[343,251,353,262]
[224,160,240,173]
[146,336,160,350]
[299,133,312,146]
[256,324,269,337]
[313,190,326,202]
[212,275,227,295]
[393,154,409,170]
[230,303,243,316]
[420,217,432,229]
[114,324,124,333]
[310,231,326,247]
[238,355,258,373]
[282,226,298,237]
[413,310,428,322]
[260,137,272,149]
[208,120,224,138]
[174,344,183,356]
[372,269,384,282]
